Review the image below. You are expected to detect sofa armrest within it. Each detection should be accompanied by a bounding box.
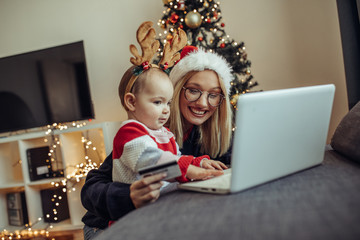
[330,101,360,163]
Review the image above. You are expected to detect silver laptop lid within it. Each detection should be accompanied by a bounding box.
[230,84,335,192]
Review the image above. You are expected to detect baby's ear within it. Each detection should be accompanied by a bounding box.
[124,93,136,111]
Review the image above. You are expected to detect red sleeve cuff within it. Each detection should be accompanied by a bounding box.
[176,156,193,183]
[192,155,210,167]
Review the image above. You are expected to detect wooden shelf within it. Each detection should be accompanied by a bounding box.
[0,121,121,235]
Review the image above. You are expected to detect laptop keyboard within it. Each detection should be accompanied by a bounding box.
[203,171,231,189]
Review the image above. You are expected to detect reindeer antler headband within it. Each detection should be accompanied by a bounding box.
[125,21,187,94]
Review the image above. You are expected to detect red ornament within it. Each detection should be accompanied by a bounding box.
[170,13,179,24]
[206,18,211,23]
[198,37,203,41]
[179,24,184,29]
[220,43,225,48]
[221,23,225,27]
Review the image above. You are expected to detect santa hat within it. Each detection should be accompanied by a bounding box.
[169,46,233,94]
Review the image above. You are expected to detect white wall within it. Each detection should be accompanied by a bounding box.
[221,0,348,142]
[0,0,348,142]
[0,0,165,124]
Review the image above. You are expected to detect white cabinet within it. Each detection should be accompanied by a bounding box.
[0,121,120,234]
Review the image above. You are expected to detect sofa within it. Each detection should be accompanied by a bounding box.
[96,102,360,240]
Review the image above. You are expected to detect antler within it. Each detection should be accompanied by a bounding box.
[159,29,187,68]
[130,21,160,66]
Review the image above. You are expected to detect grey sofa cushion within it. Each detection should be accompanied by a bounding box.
[331,101,360,163]
[96,151,360,240]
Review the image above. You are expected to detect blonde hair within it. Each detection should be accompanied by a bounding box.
[169,71,233,158]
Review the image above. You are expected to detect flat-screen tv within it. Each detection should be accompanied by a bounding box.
[0,41,94,134]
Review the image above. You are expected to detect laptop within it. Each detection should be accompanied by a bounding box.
[178,84,335,194]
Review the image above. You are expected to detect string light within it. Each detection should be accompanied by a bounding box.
[1,217,50,239]
[2,121,99,240]
[156,0,258,110]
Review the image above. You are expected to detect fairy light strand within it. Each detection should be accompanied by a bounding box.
[1,121,100,240]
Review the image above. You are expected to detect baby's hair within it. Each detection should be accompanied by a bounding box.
[118,67,168,109]
[118,66,135,109]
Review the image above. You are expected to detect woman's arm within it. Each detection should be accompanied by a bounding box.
[81,153,167,222]
[81,153,135,221]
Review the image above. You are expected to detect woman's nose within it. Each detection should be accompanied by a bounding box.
[195,93,208,107]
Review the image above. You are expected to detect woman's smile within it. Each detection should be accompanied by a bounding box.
[189,107,206,116]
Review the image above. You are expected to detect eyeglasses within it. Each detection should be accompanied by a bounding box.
[182,87,225,107]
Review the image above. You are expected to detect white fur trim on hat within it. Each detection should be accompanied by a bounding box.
[169,48,233,94]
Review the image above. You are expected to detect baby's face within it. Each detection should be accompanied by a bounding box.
[132,70,173,130]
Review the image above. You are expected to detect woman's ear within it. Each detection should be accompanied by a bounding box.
[124,93,136,111]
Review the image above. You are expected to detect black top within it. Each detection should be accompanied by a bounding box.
[81,125,232,228]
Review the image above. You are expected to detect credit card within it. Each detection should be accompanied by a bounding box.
[138,160,181,181]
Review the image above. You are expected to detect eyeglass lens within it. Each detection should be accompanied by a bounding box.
[184,88,223,107]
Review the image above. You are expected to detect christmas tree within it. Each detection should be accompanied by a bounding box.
[156,0,258,109]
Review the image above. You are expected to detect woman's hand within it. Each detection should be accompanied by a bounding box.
[185,164,224,181]
[201,159,228,170]
[130,173,166,209]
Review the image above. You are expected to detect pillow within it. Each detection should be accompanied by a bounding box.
[330,101,360,163]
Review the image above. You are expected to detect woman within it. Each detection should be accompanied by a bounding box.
[169,45,233,164]
[81,46,233,239]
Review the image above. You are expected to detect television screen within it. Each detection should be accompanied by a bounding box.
[0,41,94,133]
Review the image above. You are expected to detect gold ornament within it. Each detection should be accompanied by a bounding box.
[162,0,170,4]
[185,11,202,29]
[230,93,240,107]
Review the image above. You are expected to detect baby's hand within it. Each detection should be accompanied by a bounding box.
[201,159,228,170]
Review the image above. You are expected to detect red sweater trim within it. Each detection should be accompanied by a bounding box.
[175,155,210,183]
